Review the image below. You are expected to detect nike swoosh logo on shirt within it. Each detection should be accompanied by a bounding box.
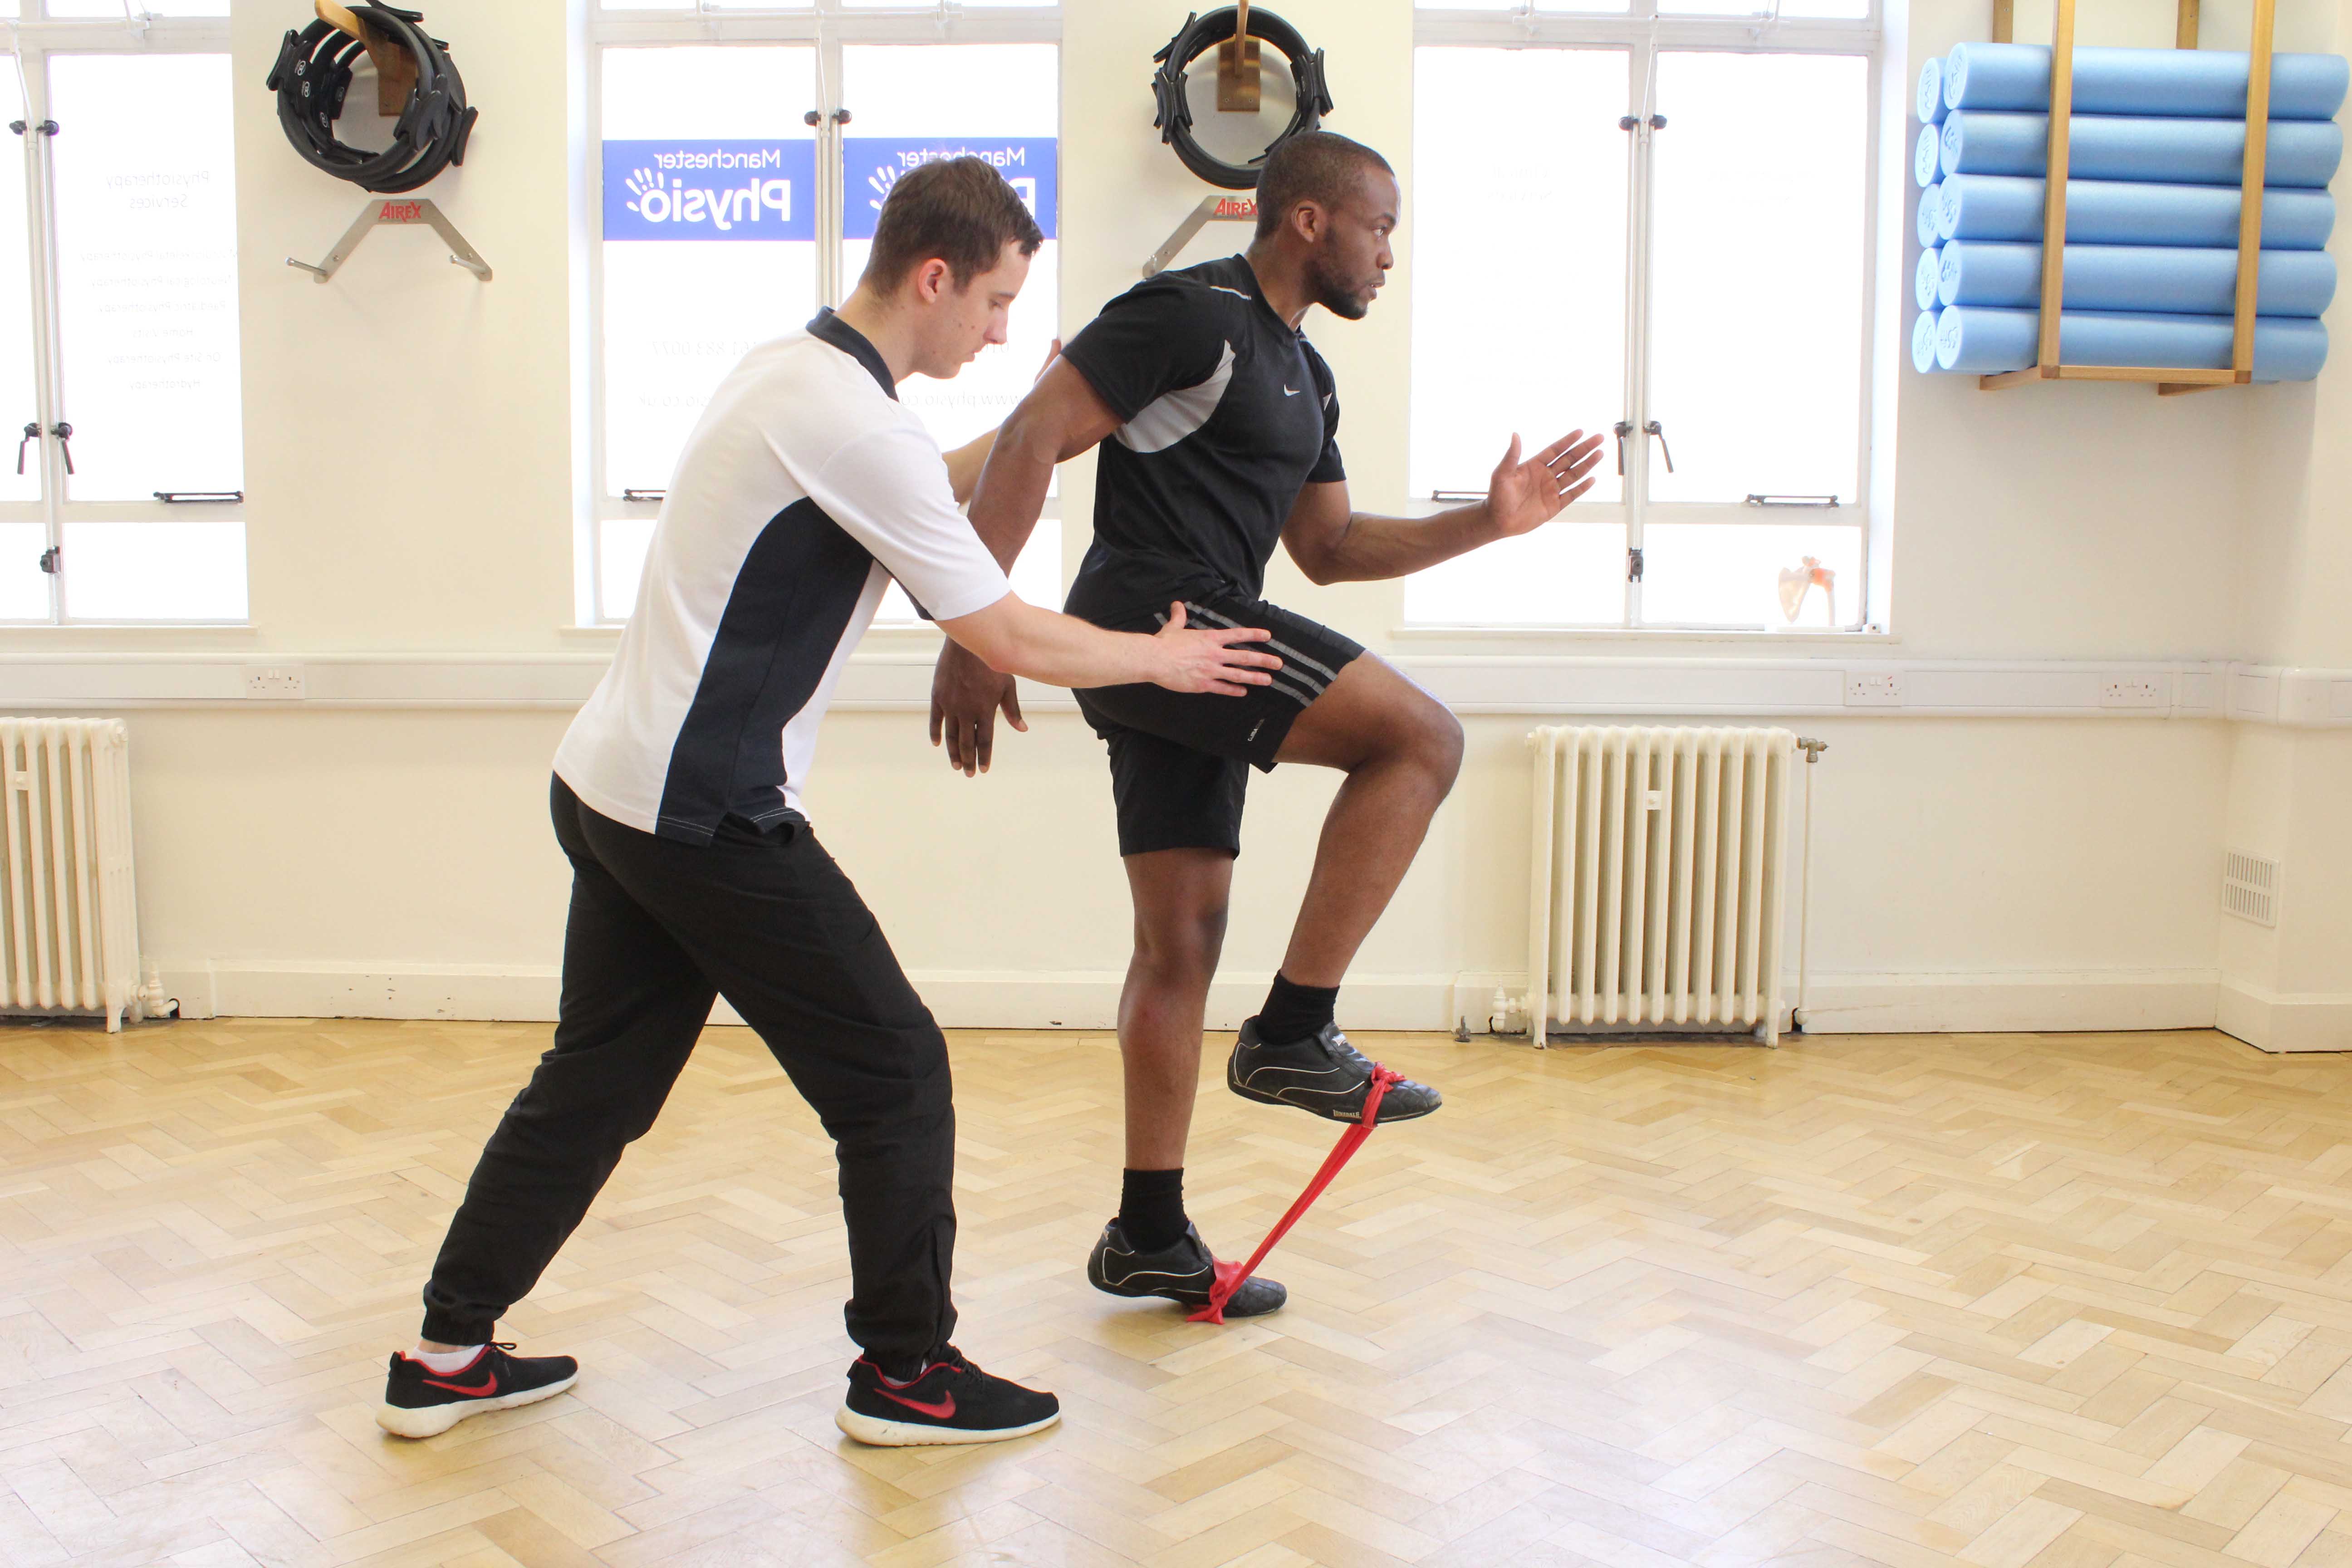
[422,1374,498,1396]
[1283,386,1301,396]
[878,1387,956,1419]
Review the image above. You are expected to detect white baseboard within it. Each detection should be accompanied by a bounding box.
[2216,981,2352,1053]
[161,960,2234,1038]
[156,961,1460,1034]
[1792,970,2220,1034]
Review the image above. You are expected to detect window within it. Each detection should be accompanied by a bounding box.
[1409,1,1878,630]
[588,4,1062,627]
[0,5,244,625]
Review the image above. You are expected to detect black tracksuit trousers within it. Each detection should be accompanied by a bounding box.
[418,775,956,1362]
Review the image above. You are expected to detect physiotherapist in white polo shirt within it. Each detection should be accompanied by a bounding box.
[375,158,1281,1450]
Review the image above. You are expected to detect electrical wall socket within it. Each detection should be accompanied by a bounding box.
[2101,677,2165,709]
[1844,671,1903,706]
[241,666,306,700]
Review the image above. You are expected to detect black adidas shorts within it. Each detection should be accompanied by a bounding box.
[1073,592,1364,858]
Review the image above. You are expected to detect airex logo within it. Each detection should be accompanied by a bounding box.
[603,140,818,241]
[843,139,1056,241]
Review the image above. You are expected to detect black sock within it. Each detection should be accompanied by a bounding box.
[1254,972,1339,1043]
[1118,1168,1188,1251]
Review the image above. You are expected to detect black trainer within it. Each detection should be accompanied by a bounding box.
[1087,1220,1287,1318]
[1228,1020,1443,1124]
[836,1345,1060,1446]
[377,1343,579,1439]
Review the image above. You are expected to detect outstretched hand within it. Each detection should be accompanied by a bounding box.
[1487,429,1607,539]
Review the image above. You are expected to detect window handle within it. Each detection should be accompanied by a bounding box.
[50,422,72,476]
[38,545,59,574]
[16,422,35,476]
[1612,419,1632,476]
[1644,419,1674,474]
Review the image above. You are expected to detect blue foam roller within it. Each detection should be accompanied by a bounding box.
[1918,56,1947,125]
[1919,180,1944,247]
[1944,44,2350,120]
[1916,123,1943,186]
[1917,246,1945,311]
[1940,111,2342,187]
[1937,241,2337,316]
[1934,305,2328,379]
[1937,174,2336,249]
[1914,309,1943,372]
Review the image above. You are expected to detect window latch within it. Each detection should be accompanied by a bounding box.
[1745,493,1840,508]
[8,119,58,137]
[1612,419,1632,475]
[622,488,666,503]
[1627,546,1644,583]
[1617,114,1667,132]
[17,421,72,475]
[1644,419,1674,474]
[37,546,59,575]
[154,491,244,504]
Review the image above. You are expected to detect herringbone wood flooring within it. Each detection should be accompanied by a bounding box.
[5,1020,2352,1568]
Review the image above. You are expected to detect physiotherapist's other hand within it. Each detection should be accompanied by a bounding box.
[931,639,1025,776]
[1148,602,1282,696]
[1488,429,1607,539]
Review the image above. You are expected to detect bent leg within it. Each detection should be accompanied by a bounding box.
[1118,848,1235,1168]
[582,813,957,1367]
[421,781,717,1345]
[1273,653,1466,988]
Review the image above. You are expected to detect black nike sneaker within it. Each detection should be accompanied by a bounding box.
[1087,1220,1287,1317]
[835,1345,1061,1447]
[377,1343,579,1439]
[1228,1020,1443,1123]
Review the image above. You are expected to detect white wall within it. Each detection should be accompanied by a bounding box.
[2,0,2342,1042]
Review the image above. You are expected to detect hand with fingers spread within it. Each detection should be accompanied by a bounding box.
[1146,602,1283,695]
[1486,429,1608,539]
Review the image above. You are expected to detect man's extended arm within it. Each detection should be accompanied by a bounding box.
[1280,429,1607,585]
[931,361,1127,774]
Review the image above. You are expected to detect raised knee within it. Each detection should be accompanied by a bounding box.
[1370,699,1462,791]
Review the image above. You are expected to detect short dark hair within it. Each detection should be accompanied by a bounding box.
[1253,131,1394,240]
[863,156,1044,292]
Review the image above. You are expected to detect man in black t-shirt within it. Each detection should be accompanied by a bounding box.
[932,133,1606,1317]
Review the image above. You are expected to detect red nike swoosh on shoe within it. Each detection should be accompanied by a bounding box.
[877,1387,956,1419]
[422,1374,498,1396]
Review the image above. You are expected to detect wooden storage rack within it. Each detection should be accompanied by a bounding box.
[1977,0,2276,395]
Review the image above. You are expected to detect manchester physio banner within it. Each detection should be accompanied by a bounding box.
[842,138,1057,240]
[602,140,818,240]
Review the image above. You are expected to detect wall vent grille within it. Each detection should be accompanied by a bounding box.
[2223,851,2281,928]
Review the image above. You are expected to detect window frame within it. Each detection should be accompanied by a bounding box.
[1411,1,1885,632]
[582,0,1063,629]
[0,6,241,627]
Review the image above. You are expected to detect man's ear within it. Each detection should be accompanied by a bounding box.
[912,257,952,303]
[1291,200,1326,245]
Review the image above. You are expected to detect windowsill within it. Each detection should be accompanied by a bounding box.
[0,622,257,637]
[1390,625,1897,647]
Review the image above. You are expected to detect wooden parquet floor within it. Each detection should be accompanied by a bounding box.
[5,1022,2352,1568]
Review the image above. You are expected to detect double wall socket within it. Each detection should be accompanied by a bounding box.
[240,666,306,700]
[1844,671,1903,706]
[2100,677,2165,709]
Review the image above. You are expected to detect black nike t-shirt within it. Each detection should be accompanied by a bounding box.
[1059,255,1344,623]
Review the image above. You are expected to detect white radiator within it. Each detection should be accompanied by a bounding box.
[1525,725,1800,1047]
[0,718,145,1031]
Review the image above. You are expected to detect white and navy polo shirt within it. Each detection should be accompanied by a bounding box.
[555,310,1010,844]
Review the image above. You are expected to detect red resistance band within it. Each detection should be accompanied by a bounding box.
[1189,1064,1404,1325]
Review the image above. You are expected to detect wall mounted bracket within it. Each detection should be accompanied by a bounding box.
[287,196,492,283]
